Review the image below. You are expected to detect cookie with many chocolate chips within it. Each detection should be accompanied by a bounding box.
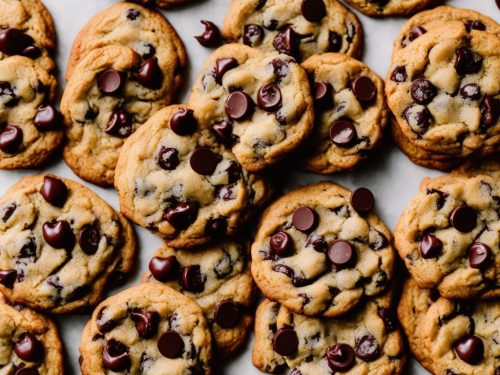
[395,174,499,299]
[386,22,500,158]
[79,283,212,375]
[301,53,388,174]
[0,56,61,169]
[189,44,314,172]
[0,175,136,313]
[253,293,405,374]
[251,182,395,317]
[0,0,56,72]
[143,240,255,357]
[61,45,172,186]
[0,294,64,374]
[222,0,362,62]
[342,0,436,17]
[398,278,500,375]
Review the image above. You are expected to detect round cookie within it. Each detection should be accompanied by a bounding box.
[253,294,405,374]
[61,45,172,186]
[393,5,500,58]
[142,241,255,357]
[342,0,436,17]
[189,44,314,172]
[79,283,212,375]
[65,2,186,95]
[0,56,61,169]
[398,278,500,375]
[301,53,388,174]
[115,105,270,249]
[395,174,499,299]
[0,0,56,72]
[0,174,137,313]
[251,181,395,317]
[0,294,64,374]
[386,22,500,158]
[222,0,362,62]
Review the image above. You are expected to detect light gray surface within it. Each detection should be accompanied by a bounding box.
[1,0,498,373]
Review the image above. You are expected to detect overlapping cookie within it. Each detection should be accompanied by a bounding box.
[0,175,136,313]
[343,0,437,17]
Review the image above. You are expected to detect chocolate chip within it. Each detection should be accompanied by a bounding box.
[105,109,132,138]
[205,217,228,237]
[212,120,234,145]
[0,28,39,58]
[134,57,162,89]
[480,96,499,128]
[270,231,293,256]
[328,31,342,52]
[14,368,38,375]
[34,105,60,130]
[307,234,328,253]
[257,83,282,112]
[273,27,299,56]
[449,205,477,233]
[96,309,116,333]
[243,24,264,47]
[214,58,239,84]
[0,125,22,153]
[454,336,484,365]
[464,20,486,32]
[14,333,43,362]
[355,334,380,361]
[98,69,123,95]
[214,300,241,328]
[170,108,197,135]
[330,119,357,147]
[411,79,436,105]
[408,26,426,41]
[225,161,241,184]
[370,230,389,251]
[190,148,221,175]
[272,264,306,287]
[0,269,17,288]
[468,242,492,269]
[79,226,100,255]
[131,310,159,338]
[181,265,205,293]
[391,66,407,83]
[459,83,481,100]
[350,187,374,214]
[273,327,298,356]
[313,81,332,109]
[328,240,356,269]
[326,343,355,371]
[195,20,221,47]
[292,206,318,233]
[126,8,141,21]
[301,0,326,22]
[455,47,482,75]
[103,339,130,371]
[403,105,432,133]
[419,234,442,259]
[149,256,180,281]
[40,176,68,207]
[377,307,397,332]
[164,203,198,230]
[158,331,184,359]
[271,59,289,83]
[225,91,254,120]
[352,76,377,103]
[42,220,75,250]
[141,43,156,59]
[2,203,16,222]
[157,147,180,170]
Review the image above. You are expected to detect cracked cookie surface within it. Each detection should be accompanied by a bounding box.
[343,0,436,17]
[0,175,136,313]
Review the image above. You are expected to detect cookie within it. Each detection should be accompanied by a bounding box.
[393,5,500,58]
[222,0,362,62]
[0,56,61,169]
[386,21,500,158]
[342,0,436,17]
[115,105,271,249]
[142,240,255,357]
[61,45,172,186]
[398,278,500,375]
[79,283,212,375]
[0,0,56,72]
[65,2,186,93]
[301,53,388,174]
[189,44,314,172]
[0,294,64,374]
[451,155,500,179]
[395,174,499,299]
[0,174,136,313]
[253,294,405,374]
[251,181,395,317]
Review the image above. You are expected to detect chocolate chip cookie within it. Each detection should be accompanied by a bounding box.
[343,0,436,17]
[253,293,405,374]
[79,283,212,375]
[398,278,500,375]
[0,174,137,313]
[189,44,314,172]
[395,174,499,299]
[0,56,61,169]
[115,105,270,249]
[386,21,500,158]
[301,53,388,174]
[251,182,395,317]
[143,240,255,357]
[61,45,171,186]
[222,0,362,62]
[0,294,64,374]
[0,0,56,73]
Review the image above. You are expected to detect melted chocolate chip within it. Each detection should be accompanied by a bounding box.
[271,59,289,83]
[0,269,17,288]
[313,81,332,109]
[105,109,132,138]
[301,0,326,22]
[42,220,75,250]
[34,105,60,130]
[326,343,355,371]
[257,83,282,112]
[273,27,299,56]
[352,76,377,103]
[96,309,116,333]
[0,28,40,58]
[134,57,162,89]
[205,217,228,237]
[214,300,241,328]
[328,31,342,52]
[195,20,221,47]
[189,148,221,175]
[98,69,123,95]
[391,66,407,83]
[126,8,141,21]
[79,225,101,255]
[273,327,298,356]
[131,310,159,338]
[211,120,234,144]
[214,58,239,84]
[181,265,205,293]
[454,47,482,75]
[243,24,264,47]
[464,20,486,32]
[0,125,22,153]
[468,242,492,269]
[408,26,426,41]
[328,240,356,269]
[459,83,481,100]
[403,105,432,134]
[449,205,477,233]
[272,264,306,287]
[14,333,43,362]
[170,108,197,135]
[411,79,436,105]
[307,234,328,253]
[158,331,184,359]
[103,339,130,371]
[292,206,318,233]
[14,368,39,375]
[225,91,254,120]
[350,187,374,213]
[355,334,380,361]
[419,234,442,259]
[377,307,397,332]
[330,119,357,147]
[164,203,198,230]
[370,230,389,251]
[270,231,293,256]
[454,335,484,365]
[480,96,499,128]
[40,176,68,207]
[157,147,180,170]
[149,256,180,281]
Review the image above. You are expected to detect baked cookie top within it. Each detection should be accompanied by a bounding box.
[301,53,388,174]
[395,174,499,299]
[143,240,254,357]
[253,294,405,375]
[398,278,500,375]
[251,181,395,317]
[79,283,212,375]
[0,294,64,375]
[386,22,500,158]
[61,45,171,186]
[189,44,314,172]
[222,0,362,62]
[0,56,61,170]
[0,175,136,314]
[0,0,56,72]
[343,0,436,17]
